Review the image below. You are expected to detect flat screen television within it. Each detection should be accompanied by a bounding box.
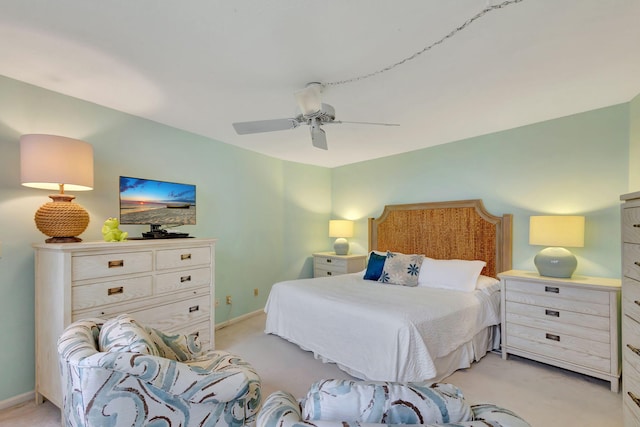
[119,176,196,235]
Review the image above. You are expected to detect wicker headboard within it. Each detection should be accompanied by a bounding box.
[368,199,512,278]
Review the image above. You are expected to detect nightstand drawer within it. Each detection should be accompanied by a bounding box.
[506,305,610,343]
[314,255,348,270]
[506,323,611,371]
[623,277,640,323]
[506,279,610,304]
[506,288,610,317]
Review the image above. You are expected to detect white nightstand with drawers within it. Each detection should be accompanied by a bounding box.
[498,269,620,392]
[33,238,216,408]
[313,252,366,278]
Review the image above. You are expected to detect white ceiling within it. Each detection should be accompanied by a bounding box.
[1,0,639,168]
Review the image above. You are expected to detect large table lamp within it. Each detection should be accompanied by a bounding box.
[20,134,94,243]
[529,215,585,278]
[329,219,354,255]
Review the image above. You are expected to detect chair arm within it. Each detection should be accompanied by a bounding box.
[469,404,531,427]
[79,350,259,404]
[257,391,313,427]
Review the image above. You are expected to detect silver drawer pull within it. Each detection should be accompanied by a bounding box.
[189,305,199,313]
[108,260,124,268]
[627,344,640,358]
[544,286,559,294]
[327,271,332,276]
[545,309,560,317]
[181,253,192,261]
[180,275,192,283]
[545,333,560,342]
[107,286,124,296]
[629,392,640,408]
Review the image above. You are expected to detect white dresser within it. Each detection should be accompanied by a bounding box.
[33,238,216,408]
[621,191,640,424]
[499,269,620,392]
[313,252,366,278]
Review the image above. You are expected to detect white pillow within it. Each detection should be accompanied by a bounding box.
[418,258,486,292]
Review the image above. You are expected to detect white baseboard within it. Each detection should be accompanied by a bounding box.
[0,390,34,411]
[215,308,263,330]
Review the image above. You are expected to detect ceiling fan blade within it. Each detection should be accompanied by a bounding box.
[330,120,400,127]
[232,118,299,135]
[310,119,328,150]
[295,82,323,116]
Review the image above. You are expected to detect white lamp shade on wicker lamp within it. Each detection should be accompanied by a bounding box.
[20,134,94,243]
[529,215,585,278]
[329,219,354,255]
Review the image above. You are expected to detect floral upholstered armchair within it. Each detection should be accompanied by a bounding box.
[57,315,261,427]
[257,379,530,427]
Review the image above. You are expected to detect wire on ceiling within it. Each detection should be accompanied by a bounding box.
[325,0,526,87]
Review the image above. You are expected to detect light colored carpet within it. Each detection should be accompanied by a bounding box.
[0,312,623,426]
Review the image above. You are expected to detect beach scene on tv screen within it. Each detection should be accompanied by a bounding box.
[119,177,196,225]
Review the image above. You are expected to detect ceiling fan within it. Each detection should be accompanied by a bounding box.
[232,82,399,150]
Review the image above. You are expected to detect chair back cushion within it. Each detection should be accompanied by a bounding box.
[301,380,471,424]
[98,314,159,355]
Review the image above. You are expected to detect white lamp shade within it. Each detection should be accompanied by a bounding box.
[20,134,94,191]
[529,216,585,248]
[329,220,354,238]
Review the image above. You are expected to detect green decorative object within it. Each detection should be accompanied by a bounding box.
[533,247,577,278]
[102,217,128,242]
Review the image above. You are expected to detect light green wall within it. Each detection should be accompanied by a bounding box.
[332,104,630,279]
[0,70,636,405]
[629,93,640,191]
[0,75,331,402]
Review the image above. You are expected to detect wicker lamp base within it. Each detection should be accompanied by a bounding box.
[35,194,90,243]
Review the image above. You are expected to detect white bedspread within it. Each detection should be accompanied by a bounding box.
[264,272,500,382]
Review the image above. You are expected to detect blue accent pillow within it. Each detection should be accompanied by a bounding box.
[364,252,386,280]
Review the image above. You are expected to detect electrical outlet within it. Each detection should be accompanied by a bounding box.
[254,288,259,296]
[215,298,219,307]
[226,295,232,305]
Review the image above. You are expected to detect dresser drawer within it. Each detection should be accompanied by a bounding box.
[623,277,640,323]
[506,288,610,317]
[623,243,640,282]
[72,276,153,311]
[156,246,211,270]
[156,267,211,294]
[506,323,611,371]
[73,251,153,281]
[622,206,640,244]
[131,294,211,332]
[623,356,640,423]
[624,314,640,372]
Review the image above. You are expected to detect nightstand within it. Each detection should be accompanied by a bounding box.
[313,252,366,278]
[499,269,621,392]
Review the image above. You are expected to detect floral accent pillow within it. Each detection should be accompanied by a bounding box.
[378,251,424,286]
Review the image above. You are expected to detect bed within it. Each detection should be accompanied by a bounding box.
[264,199,512,382]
